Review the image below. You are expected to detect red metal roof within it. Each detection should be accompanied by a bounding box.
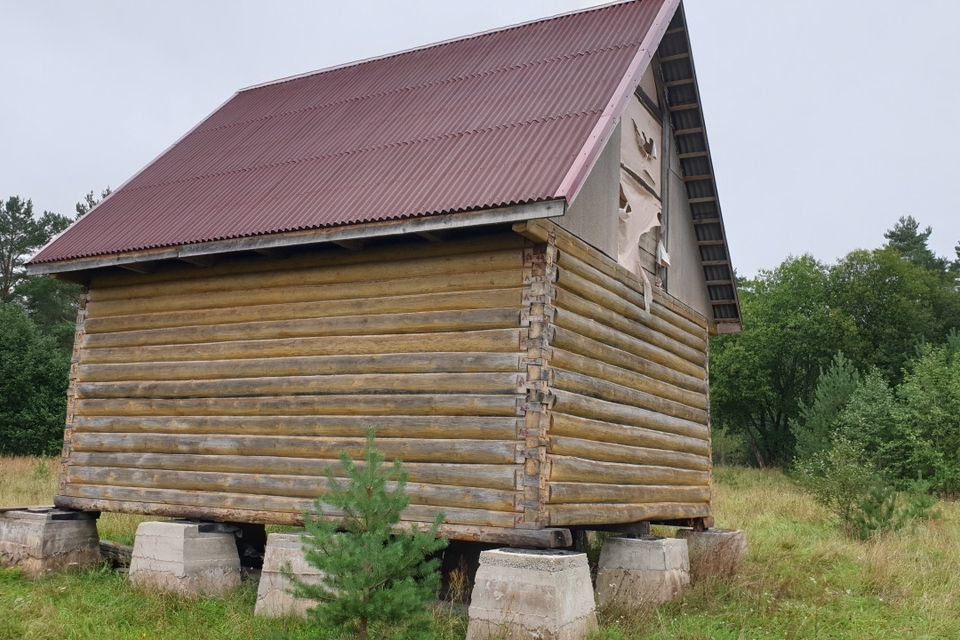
[32,0,674,265]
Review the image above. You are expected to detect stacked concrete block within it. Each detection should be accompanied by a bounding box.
[0,507,100,577]
[677,529,747,581]
[128,521,240,597]
[255,532,325,618]
[466,548,597,640]
[595,536,689,609]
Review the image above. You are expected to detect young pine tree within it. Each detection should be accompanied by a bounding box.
[289,430,448,640]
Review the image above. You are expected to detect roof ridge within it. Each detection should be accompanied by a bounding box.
[238,0,640,93]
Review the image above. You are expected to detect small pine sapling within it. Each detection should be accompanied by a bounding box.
[287,429,448,639]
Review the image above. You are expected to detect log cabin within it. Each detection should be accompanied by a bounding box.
[27,0,740,548]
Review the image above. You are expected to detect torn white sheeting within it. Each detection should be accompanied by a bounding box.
[617,168,661,273]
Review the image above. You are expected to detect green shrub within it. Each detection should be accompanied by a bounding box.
[791,352,861,460]
[288,430,448,640]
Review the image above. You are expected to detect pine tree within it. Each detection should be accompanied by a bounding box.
[288,430,448,639]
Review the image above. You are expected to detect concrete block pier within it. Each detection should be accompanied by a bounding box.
[595,536,689,609]
[128,521,240,597]
[255,532,325,618]
[677,529,747,581]
[0,507,100,577]
[466,548,597,640]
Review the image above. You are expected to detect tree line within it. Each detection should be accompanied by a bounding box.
[0,190,109,455]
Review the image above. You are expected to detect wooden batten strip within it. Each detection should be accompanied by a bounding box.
[85,288,522,334]
[91,232,525,291]
[550,369,707,425]
[76,394,521,417]
[87,269,521,318]
[68,452,519,490]
[547,501,710,526]
[80,329,523,365]
[71,433,519,465]
[547,483,711,505]
[549,455,709,486]
[65,467,519,512]
[58,484,519,528]
[550,413,709,456]
[78,353,522,384]
[548,435,709,471]
[551,389,709,440]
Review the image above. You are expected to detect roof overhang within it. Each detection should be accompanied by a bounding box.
[26,199,564,276]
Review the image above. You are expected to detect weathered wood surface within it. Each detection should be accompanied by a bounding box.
[61,234,529,529]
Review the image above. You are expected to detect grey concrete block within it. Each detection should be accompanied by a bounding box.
[466,548,597,640]
[677,529,747,581]
[0,507,100,577]
[255,532,324,618]
[595,537,689,608]
[128,521,240,597]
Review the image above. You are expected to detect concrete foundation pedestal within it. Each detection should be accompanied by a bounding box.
[128,521,240,597]
[466,548,597,640]
[255,533,325,618]
[595,536,689,609]
[677,529,747,581]
[0,507,100,577]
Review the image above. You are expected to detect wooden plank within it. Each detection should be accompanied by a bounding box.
[80,329,522,365]
[65,467,519,512]
[549,455,709,486]
[71,414,519,440]
[70,433,519,465]
[548,435,709,471]
[547,483,710,505]
[550,413,709,456]
[551,390,709,440]
[550,369,707,425]
[551,327,705,393]
[85,288,522,334]
[76,372,521,400]
[87,269,522,318]
[76,394,521,417]
[548,501,710,526]
[84,307,521,349]
[68,452,519,490]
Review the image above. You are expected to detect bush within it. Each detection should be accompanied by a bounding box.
[288,430,448,640]
[791,353,860,460]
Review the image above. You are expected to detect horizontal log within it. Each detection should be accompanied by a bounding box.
[77,372,521,400]
[91,233,524,295]
[80,328,522,365]
[86,288,522,334]
[76,394,520,417]
[84,307,521,349]
[550,348,705,410]
[71,433,519,464]
[547,483,711,505]
[68,452,519,490]
[547,501,711,526]
[550,389,709,440]
[652,289,710,334]
[548,455,709,486]
[552,286,706,366]
[55,495,568,546]
[58,484,518,528]
[550,369,707,425]
[72,415,519,441]
[88,268,522,318]
[548,436,710,471]
[550,413,709,457]
[78,352,521,383]
[553,307,705,380]
[551,327,705,393]
[66,466,518,512]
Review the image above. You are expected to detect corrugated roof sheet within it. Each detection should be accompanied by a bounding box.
[32,0,670,264]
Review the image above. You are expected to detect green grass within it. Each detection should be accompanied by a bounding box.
[2,459,958,639]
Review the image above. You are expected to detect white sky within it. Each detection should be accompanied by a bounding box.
[2,0,958,276]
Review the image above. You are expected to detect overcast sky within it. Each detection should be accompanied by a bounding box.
[2,0,958,276]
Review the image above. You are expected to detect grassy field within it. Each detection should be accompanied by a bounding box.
[1,457,958,639]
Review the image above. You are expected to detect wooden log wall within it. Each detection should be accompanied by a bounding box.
[56,232,533,537]
[514,220,713,527]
